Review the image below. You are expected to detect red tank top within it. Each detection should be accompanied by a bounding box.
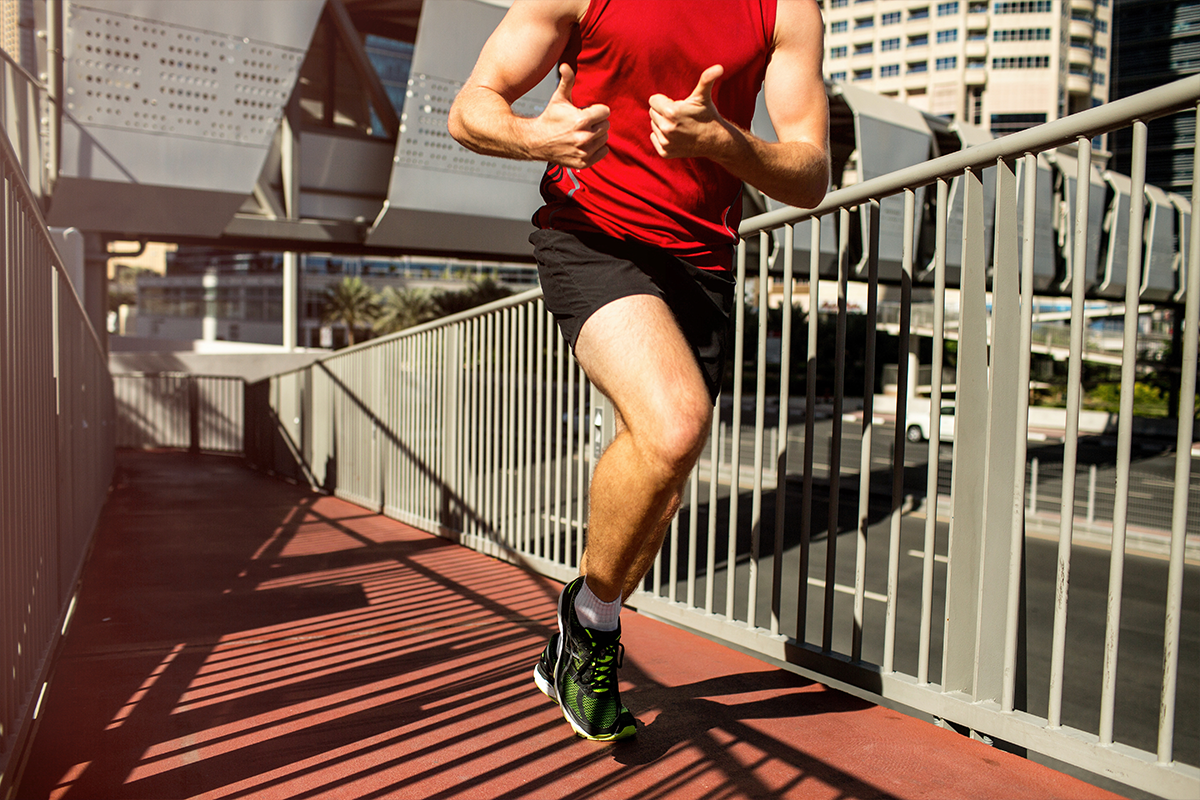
[531,0,776,271]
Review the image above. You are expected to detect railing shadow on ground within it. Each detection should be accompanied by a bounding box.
[87,75,1200,799]
[14,452,935,800]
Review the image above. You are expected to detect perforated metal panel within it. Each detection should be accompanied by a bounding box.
[49,0,322,237]
[367,0,557,256]
[65,6,302,146]
[396,73,545,184]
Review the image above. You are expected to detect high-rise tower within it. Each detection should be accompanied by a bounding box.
[821,0,1112,136]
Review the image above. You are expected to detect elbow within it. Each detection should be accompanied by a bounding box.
[782,177,828,210]
[447,102,467,147]
[794,182,828,210]
[778,149,831,209]
[800,157,832,208]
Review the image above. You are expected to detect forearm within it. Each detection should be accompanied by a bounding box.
[448,87,543,161]
[708,119,830,210]
[450,65,610,170]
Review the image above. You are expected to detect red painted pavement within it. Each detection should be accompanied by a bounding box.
[14,451,1122,799]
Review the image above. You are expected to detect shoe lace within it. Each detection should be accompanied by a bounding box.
[583,638,624,691]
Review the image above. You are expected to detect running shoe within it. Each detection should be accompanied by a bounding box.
[533,632,559,703]
[554,576,637,741]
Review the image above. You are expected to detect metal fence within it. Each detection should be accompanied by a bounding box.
[244,76,1199,798]
[0,93,114,794]
[0,48,46,201]
[114,373,244,454]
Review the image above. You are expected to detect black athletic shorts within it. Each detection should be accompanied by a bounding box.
[530,228,736,403]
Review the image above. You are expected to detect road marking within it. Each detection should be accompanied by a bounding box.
[906,549,949,564]
[806,576,888,603]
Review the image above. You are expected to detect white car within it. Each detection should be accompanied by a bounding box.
[905,400,956,443]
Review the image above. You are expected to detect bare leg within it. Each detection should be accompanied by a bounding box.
[581,412,688,601]
[572,294,713,604]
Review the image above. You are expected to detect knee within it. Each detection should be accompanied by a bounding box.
[638,399,712,482]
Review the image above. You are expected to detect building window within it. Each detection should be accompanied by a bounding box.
[1070,37,1093,51]
[968,1,988,11]
[881,37,902,51]
[967,58,986,69]
[1094,45,1106,60]
[831,45,848,57]
[969,87,983,125]
[910,6,930,19]
[1093,70,1106,86]
[936,55,958,70]
[1069,64,1090,76]
[909,61,929,73]
[882,11,902,24]
[881,63,901,77]
[1096,19,1108,33]
[830,71,848,81]
[830,0,849,8]
[993,0,1052,13]
[993,27,1051,41]
[991,112,1047,136]
[855,16,874,28]
[936,29,959,43]
[854,67,873,80]
[992,55,1051,69]
[937,1,960,15]
[968,30,988,40]
[855,42,874,54]
[831,20,848,33]
[909,33,929,46]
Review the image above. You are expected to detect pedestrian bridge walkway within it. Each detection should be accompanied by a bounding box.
[14,451,1119,800]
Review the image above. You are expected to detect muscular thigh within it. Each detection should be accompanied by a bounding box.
[573,294,711,431]
[531,229,735,404]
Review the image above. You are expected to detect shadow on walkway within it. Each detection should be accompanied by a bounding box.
[16,451,1119,799]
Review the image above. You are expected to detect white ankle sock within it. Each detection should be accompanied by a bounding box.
[574,581,621,631]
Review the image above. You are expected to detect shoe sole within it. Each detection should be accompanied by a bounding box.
[565,713,637,741]
[533,661,557,703]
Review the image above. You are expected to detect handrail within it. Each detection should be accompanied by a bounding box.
[742,74,1200,235]
[0,87,105,356]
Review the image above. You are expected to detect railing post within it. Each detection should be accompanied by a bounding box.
[188,376,200,454]
[943,167,989,698]
[442,325,463,536]
[978,156,1025,707]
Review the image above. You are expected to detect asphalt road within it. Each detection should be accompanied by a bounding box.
[535,409,1199,768]
[634,414,1200,769]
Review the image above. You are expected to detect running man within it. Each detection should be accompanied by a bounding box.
[448,0,830,741]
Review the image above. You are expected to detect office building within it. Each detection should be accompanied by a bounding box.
[822,0,1112,136]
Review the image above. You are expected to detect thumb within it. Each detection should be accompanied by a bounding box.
[551,62,577,105]
[689,65,724,104]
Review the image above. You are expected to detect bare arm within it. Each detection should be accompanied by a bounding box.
[447,0,609,169]
[646,0,831,209]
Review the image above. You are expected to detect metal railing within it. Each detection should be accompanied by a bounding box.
[244,76,1200,799]
[0,47,46,201]
[114,373,244,453]
[0,91,113,794]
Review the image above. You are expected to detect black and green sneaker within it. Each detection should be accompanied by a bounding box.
[533,632,559,703]
[553,577,637,741]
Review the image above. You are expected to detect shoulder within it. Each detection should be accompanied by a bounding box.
[773,0,825,50]
[501,0,590,28]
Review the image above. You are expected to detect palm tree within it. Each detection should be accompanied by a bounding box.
[321,276,379,347]
[434,278,513,316]
[374,286,439,335]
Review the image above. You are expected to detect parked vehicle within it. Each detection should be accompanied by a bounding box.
[905,399,956,443]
